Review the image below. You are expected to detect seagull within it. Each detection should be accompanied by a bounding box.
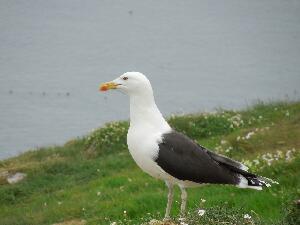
[99,72,277,219]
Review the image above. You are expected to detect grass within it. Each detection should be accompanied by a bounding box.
[0,101,299,225]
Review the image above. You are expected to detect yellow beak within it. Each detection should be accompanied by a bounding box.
[99,82,118,92]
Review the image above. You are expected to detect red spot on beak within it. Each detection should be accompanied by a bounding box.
[99,82,117,92]
[100,85,108,91]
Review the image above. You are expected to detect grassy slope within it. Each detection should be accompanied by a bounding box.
[0,101,299,225]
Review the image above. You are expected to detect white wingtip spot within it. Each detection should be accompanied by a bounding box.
[237,175,263,191]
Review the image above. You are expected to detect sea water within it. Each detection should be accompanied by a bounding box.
[1,0,299,159]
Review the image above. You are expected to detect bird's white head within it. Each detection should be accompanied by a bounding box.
[100,72,170,131]
[99,72,153,96]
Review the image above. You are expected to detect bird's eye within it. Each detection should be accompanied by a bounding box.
[122,77,128,80]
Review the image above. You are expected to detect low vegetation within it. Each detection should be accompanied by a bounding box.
[0,101,299,225]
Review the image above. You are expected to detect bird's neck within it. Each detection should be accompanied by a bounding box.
[129,92,170,132]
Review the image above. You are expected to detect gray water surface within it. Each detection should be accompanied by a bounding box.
[1,0,300,159]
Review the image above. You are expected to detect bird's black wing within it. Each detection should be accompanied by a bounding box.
[155,131,241,185]
[206,150,248,172]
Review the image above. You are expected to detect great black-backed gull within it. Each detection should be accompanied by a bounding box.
[100,72,277,219]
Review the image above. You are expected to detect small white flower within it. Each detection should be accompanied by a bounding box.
[110,222,117,225]
[201,198,206,203]
[285,150,294,161]
[220,140,227,145]
[245,131,255,139]
[244,214,251,219]
[285,111,290,117]
[82,207,85,211]
[237,136,241,141]
[259,115,263,119]
[97,191,101,196]
[123,210,127,214]
[198,209,206,216]
[180,222,188,225]
[253,159,260,165]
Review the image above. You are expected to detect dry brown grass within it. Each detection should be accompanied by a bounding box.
[52,219,86,225]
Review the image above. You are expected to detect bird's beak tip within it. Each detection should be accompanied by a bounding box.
[99,84,108,92]
[99,82,117,92]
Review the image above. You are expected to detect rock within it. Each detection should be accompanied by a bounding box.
[7,172,27,184]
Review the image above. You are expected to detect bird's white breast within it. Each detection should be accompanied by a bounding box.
[127,125,170,180]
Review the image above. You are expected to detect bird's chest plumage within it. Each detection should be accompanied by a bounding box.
[127,126,165,179]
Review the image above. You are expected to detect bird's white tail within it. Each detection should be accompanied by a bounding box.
[238,175,279,190]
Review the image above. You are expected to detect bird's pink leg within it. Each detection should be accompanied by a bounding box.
[180,186,187,217]
[164,181,174,220]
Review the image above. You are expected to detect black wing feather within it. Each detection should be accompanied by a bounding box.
[155,131,241,185]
